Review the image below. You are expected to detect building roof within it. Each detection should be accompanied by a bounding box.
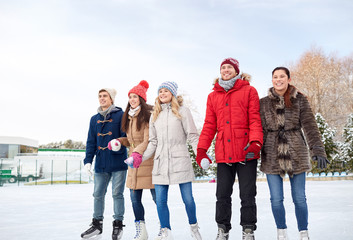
[0,136,38,148]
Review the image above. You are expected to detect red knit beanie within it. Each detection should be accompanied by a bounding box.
[220,57,240,74]
[128,80,149,102]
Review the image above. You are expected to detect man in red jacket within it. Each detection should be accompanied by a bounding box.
[196,58,263,240]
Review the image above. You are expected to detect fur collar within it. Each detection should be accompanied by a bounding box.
[213,73,251,85]
[268,84,298,100]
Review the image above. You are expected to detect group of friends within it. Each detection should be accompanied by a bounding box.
[80,57,329,240]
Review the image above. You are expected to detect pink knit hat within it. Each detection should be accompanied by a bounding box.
[128,80,149,102]
[220,57,240,74]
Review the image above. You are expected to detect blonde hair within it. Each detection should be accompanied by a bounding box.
[152,95,183,122]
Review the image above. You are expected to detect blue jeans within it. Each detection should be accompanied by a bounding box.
[266,172,308,231]
[130,188,157,221]
[93,170,127,221]
[155,182,197,229]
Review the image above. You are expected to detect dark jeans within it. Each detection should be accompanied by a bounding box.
[130,188,157,221]
[216,160,258,232]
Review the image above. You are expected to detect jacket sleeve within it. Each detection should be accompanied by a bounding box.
[83,116,97,165]
[133,123,150,155]
[142,115,158,161]
[181,107,199,154]
[259,99,267,139]
[299,95,327,158]
[118,137,130,147]
[248,87,263,145]
[197,94,217,151]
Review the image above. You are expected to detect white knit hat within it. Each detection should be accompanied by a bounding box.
[99,88,117,103]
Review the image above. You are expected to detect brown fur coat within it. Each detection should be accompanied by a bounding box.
[260,86,326,177]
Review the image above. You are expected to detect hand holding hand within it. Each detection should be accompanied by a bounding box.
[124,152,143,168]
[132,152,142,168]
[196,148,212,169]
[84,163,93,176]
[244,141,262,159]
[312,156,330,169]
[124,156,134,168]
[108,139,121,151]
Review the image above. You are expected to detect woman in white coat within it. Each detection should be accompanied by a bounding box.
[139,81,202,240]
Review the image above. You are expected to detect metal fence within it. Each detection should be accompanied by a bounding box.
[0,158,90,186]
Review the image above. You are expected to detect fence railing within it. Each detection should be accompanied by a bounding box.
[0,158,90,186]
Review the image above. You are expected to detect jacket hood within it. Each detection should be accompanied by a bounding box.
[213,73,251,85]
[213,73,251,92]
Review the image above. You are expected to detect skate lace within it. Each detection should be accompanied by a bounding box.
[242,229,254,240]
[134,221,141,238]
[216,228,228,240]
[157,226,163,237]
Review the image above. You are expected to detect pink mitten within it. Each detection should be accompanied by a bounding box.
[131,152,142,168]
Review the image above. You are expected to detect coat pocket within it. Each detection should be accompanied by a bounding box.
[152,157,160,175]
[171,151,191,173]
[215,131,224,161]
[233,129,250,159]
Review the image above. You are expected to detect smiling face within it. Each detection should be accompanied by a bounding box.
[272,69,291,96]
[220,63,238,81]
[129,93,140,109]
[158,88,173,103]
[98,91,113,110]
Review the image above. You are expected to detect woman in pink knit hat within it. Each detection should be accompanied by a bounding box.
[108,80,157,240]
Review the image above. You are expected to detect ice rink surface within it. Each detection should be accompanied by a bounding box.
[1,180,352,240]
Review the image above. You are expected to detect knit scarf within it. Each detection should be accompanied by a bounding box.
[97,104,115,120]
[218,75,241,91]
[128,105,141,117]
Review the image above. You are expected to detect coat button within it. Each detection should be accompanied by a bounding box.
[226,121,229,124]
[228,139,231,142]
[245,132,247,135]
[229,157,232,160]
[226,103,228,106]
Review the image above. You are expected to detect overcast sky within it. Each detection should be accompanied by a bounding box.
[1,0,352,144]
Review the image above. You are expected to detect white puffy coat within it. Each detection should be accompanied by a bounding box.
[143,103,199,185]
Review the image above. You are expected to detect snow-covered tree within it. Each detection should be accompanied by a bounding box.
[314,113,340,173]
[342,113,353,171]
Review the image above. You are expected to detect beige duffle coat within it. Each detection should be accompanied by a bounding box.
[143,104,199,185]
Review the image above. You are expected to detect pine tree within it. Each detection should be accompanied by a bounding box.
[314,113,339,173]
[342,113,353,172]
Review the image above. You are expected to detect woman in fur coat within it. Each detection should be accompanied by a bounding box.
[260,67,330,240]
[141,81,202,240]
[108,80,157,240]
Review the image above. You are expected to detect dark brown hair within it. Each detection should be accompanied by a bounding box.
[121,96,153,132]
[272,66,292,108]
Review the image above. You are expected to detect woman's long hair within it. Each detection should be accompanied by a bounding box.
[152,95,183,122]
[272,66,293,108]
[121,96,153,132]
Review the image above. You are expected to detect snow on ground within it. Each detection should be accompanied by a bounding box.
[1,180,352,240]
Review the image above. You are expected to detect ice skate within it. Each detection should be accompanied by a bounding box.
[190,222,202,240]
[133,220,148,240]
[81,218,103,239]
[159,227,173,240]
[277,229,288,240]
[112,220,124,240]
[215,225,229,240]
[242,228,255,240]
[299,230,310,240]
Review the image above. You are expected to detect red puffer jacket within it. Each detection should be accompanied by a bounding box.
[198,76,263,163]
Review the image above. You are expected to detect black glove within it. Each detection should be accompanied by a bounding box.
[312,156,330,169]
